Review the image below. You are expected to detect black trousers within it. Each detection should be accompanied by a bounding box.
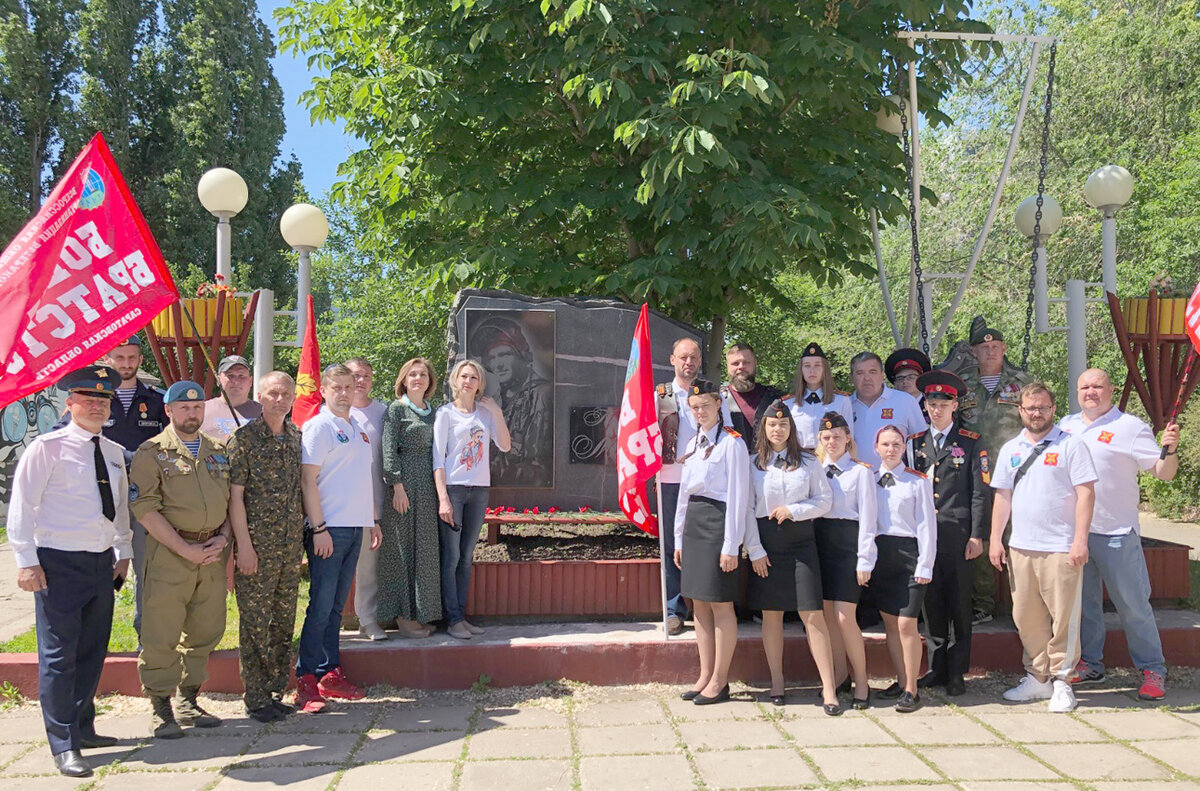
[34,548,115,755]
[923,541,974,680]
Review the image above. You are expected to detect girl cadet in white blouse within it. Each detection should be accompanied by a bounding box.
[783,342,854,449]
[867,424,936,713]
[814,411,876,709]
[743,400,839,713]
[673,380,750,706]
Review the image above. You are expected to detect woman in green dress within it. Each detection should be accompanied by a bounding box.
[377,357,442,637]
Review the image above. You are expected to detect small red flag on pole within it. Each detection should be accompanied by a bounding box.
[616,304,663,536]
[291,295,321,426]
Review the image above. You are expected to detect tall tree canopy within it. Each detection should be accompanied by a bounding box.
[279,0,989,369]
[0,0,303,296]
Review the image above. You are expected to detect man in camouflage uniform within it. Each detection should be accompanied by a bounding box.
[227,372,305,722]
[940,318,1033,623]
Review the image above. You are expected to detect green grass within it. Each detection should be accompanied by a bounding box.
[0,578,312,653]
[1189,560,1200,612]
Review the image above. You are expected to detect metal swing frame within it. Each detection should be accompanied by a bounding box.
[875,30,1060,363]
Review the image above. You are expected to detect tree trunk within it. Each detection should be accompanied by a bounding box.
[707,311,727,381]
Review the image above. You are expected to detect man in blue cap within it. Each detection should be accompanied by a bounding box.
[8,364,132,777]
[101,336,166,639]
[130,380,231,739]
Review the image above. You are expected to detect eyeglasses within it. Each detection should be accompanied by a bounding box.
[1019,405,1053,414]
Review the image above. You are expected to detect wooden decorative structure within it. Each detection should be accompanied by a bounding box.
[144,290,260,396]
[1107,290,1200,432]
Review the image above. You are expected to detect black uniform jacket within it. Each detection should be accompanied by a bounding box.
[103,381,168,463]
[906,422,988,548]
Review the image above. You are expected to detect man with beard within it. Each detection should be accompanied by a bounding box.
[720,343,782,448]
[989,382,1096,713]
[200,355,262,441]
[474,321,552,487]
[130,382,232,738]
[101,336,166,639]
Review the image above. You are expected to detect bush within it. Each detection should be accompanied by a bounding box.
[1142,397,1200,521]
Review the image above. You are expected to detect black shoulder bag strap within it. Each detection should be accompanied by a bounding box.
[1011,439,1052,490]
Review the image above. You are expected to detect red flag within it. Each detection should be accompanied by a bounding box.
[617,304,663,536]
[1186,280,1200,353]
[291,295,321,426]
[0,133,178,407]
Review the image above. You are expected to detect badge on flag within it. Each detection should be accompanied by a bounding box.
[291,295,321,427]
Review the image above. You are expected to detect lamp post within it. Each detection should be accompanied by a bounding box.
[1084,165,1133,295]
[280,203,329,344]
[196,168,249,283]
[1014,194,1063,333]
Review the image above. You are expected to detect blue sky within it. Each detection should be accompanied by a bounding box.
[260,0,358,199]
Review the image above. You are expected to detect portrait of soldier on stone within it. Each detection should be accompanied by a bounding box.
[465,310,555,488]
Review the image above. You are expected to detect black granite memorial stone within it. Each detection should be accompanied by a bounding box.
[446,289,707,511]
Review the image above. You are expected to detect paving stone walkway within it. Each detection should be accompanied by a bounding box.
[1,674,1199,790]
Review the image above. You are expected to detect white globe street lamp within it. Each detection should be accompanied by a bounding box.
[1014,194,1062,337]
[197,167,248,284]
[1084,165,1134,294]
[874,95,910,136]
[280,203,329,344]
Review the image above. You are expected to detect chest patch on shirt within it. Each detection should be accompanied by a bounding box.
[361,432,370,444]
[1097,431,1114,444]
[881,408,893,419]
[1010,453,1022,468]
[128,483,139,501]
[1043,453,1059,466]
[335,429,350,444]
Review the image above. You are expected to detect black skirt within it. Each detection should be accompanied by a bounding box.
[814,517,863,604]
[681,496,739,603]
[747,517,823,612]
[871,535,927,617]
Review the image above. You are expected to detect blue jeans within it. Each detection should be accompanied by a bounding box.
[296,527,362,678]
[659,483,687,619]
[439,485,489,625]
[1079,531,1166,676]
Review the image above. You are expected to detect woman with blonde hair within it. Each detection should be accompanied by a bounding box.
[814,412,876,709]
[784,343,854,449]
[432,359,511,640]
[377,358,442,638]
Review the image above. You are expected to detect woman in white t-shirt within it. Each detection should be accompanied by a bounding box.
[432,360,511,640]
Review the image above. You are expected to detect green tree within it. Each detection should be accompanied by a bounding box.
[278,0,989,373]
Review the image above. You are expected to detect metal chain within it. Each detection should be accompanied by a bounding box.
[1021,42,1057,369]
[898,92,929,356]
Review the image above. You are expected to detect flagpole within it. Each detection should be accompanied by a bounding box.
[178,301,243,429]
[656,476,670,641]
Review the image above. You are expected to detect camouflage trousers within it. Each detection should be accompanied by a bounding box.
[234,555,302,710]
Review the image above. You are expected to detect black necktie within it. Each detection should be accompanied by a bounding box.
[826,465,842,479]
[805,392,821,404]
[698,434,709,448]
[773,455,787,469]
[92,436,116,521]
[878,472,896,488]
[933,433,944,454]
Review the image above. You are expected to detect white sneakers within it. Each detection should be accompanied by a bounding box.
[1003,674,1054,702]
[1048,679,1078,713]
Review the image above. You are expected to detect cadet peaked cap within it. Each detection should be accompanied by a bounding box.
[689,379,720,396]
[801,342,826,359]
[917,370,966,400]
[764,398,791,420]
[819,411,849,431]
[165,380,206,403]
[57,365,119,397]
[884,348,931,383]
[218,355,251,374]
[970,325,1005,345]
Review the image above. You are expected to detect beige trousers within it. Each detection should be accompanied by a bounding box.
[1008,548,1083,682]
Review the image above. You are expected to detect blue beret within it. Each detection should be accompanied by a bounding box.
[165,380,206,403]
[57,365,119,397]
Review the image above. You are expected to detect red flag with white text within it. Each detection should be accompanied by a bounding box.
[1186,280,1200,354]
[617,304,663,536]
[0,133,178,407]
[291,295,321,427]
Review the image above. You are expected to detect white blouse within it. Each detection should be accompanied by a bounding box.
[821,452,878,572]
[673,426,751,557]
[785,389,855,449]
[872,463,938,579]
[743,452,832,561]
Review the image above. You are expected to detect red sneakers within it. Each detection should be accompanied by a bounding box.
[1137,670,1166,701]
[317,667,365,701]
[295,674,327,714]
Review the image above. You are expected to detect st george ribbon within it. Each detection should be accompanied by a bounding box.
[0,132,179,407]
[616,303,662,536]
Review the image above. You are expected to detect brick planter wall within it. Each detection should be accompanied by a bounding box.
[466,559,661,618]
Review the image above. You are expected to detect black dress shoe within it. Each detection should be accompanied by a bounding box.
[770,694,786,707]
[823,702,842,716]
[248,705,281,723]
[877,682,903,699]
[79,732,118,748]
[852,688,871,710]
[917,672,946,689]
[693,685,730,705]
[271,698,296,716]
[680,689,701,701]
[946,676,966,696]
[835,676,853,696]
[894,691,922,713]
[54,750,93,778]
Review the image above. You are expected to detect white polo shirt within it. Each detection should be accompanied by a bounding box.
[785,388,854,449]
[991,426,1098,553]
[851,386,926,467]
[301,410,376,527]
[1058,408,1161,537]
